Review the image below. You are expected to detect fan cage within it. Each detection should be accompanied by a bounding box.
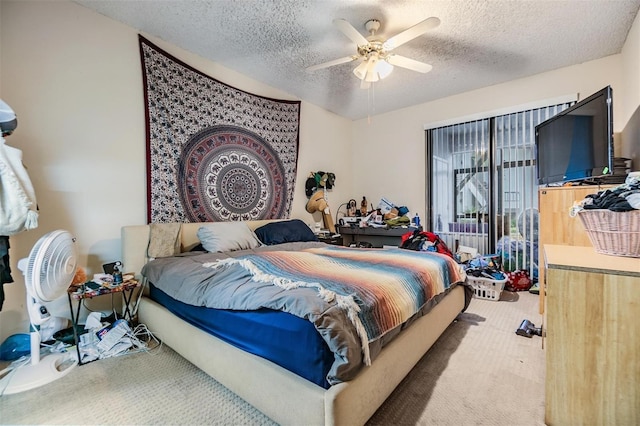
[26,230,77,303]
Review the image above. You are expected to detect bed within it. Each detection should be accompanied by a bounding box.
[122,219,471,425]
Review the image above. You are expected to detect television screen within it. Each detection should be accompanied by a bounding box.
[535,86,613,185]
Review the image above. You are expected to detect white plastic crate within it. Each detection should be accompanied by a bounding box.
[468,275,508,301]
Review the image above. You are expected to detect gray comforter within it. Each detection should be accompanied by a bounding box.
[142,242,465,384]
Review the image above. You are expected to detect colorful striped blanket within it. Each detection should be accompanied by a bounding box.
[143,242,468,383]
[209,246,466,365]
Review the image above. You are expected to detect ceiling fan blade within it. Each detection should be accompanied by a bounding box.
[333,18,369,46]
[383,17,440,50]
[306,56,358,72]
[387,55,433,73]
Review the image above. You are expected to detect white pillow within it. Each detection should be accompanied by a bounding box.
[197,222,262,253]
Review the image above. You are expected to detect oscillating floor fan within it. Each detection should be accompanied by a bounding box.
[1,230,78,394]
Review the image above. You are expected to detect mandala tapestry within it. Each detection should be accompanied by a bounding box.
[138,35,300,223]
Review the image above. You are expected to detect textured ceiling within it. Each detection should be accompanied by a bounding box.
[75,0,640,121]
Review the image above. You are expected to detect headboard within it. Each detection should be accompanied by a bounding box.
[121,220,279,279]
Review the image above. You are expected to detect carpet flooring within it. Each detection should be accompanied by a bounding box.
[0,291,545,425]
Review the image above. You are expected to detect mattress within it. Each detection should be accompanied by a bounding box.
[149,283,334,388]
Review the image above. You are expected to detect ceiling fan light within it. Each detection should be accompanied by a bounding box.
[364,70,379,83]
[365,56,378,73]
[376,60,394,79]
[353,60,368,80]
[363,55,379,82]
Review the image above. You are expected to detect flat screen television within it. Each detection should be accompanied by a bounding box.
[535,86,613,185]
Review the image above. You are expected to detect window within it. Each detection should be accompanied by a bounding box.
[426,102,572,278]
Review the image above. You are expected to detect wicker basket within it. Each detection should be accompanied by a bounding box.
[577,209,640,258]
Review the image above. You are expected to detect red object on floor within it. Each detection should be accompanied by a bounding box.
[505,270,532,291]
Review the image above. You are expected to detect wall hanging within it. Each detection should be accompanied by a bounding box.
[139,36,301,223]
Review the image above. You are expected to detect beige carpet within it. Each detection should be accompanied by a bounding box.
[0,291,545,425]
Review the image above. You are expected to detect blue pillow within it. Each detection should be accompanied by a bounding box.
[255,219,318,245]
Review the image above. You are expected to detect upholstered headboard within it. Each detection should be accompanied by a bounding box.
[121,220,279,279]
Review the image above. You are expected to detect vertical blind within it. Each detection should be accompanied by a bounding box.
[426,102,572,280]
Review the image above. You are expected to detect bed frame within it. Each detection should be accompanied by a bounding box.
[122,221,466,426]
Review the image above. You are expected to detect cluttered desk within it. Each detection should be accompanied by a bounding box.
[334,196,422,247]
[339,225,421,247]
[302,175,423,248]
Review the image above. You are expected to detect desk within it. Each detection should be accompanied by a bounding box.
[339,225,419,248]
[67,279,140,365]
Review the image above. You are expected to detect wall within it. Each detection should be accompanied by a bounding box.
[0,1,353,342]
[352,8,640,221]
[620,8,640,165]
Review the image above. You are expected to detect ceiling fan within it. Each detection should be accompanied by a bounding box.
[307,17,440,88]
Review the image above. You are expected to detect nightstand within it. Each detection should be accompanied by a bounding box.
[67,278,140,365]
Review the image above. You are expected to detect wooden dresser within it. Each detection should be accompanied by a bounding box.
[544,245,640,426]
[538,185,614,314]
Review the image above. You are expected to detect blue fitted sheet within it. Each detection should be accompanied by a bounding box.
[149,284,334,388]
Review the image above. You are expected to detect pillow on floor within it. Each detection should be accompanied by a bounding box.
[197,222,262,253]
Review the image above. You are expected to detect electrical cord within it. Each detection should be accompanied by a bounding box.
[79,286,125,320]
[81,299,98,313]
[123,323,162,355]
[135,323,161,348]
[93,321,162,360]
[129,277,147,318]
[0,356,31,397]
[334,202,349,225]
